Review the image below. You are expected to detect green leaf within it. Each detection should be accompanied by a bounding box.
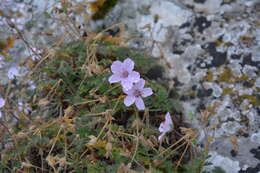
[44,11,52,18]
[212,167,226,173]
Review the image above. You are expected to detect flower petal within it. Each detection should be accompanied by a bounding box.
[158,132,166,141]
[0,98,5,108]
[165,112,173,126]
[111,61,123,73]
[141,88,153,97]
[128,71,140,83]
[121,79,133,91]
[159,122,166,133]
[158,113,174,141]
[124,96,135,106]
[159,113,173,133]
[123,58,134,72]
[135,97,145,110]
[123,87,134,95]
[134,78,145,89]
[8,67,19,79]
[108,74,121,83]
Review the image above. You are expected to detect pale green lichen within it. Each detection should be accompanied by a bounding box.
[235,94,260,106]
[218,68,233,83]
[222,88,235,95]
[203,70,214,82]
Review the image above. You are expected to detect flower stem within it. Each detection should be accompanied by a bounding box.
[130,108,140,167]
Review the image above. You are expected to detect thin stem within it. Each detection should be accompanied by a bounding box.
[158,135,187,157]
[73,99,100,106]
[5,18,39,57]
[48,127,62,156]
[176,142,190,169]
[158,140,188,165]
[130,108,140,167]
[96,119,109,140]
[64,129,68,172]
[103,83,121,95]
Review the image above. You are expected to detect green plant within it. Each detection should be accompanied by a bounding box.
[0,40,195,172]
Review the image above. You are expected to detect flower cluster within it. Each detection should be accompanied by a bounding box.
[30,47,43,61]
[109,58,174,141]
[18,101,32,114]
[108,58,153,110]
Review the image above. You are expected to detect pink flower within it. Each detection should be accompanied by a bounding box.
[18,101,32,114]
[0,98,5,118]
[123,79,153,110]
[108,58,140,90]
[0,98,5,108]
[158,112,173,141]
[7,66,19,79]
[31,47,43,61]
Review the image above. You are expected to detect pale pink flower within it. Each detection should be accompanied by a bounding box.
[31,47,43,61]
[0,98,5,118]
[158,112,173,141]
[108,58,140,90]
[123,79,153,110]
[0,98,5,108]
[18,102,31,114]
[7,66,19,79]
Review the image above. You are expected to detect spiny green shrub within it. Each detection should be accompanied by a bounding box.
[0,41,212,173]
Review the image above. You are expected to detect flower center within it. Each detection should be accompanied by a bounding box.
[121,70,129,78]
[133,90,142,97]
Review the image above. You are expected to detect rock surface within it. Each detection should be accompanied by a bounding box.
[99,0,260,172]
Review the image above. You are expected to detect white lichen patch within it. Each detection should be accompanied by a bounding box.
[204,151,240,173]
[149,1,192,27]
[203,82,223,97]
[221,121,242,135]
[250,131,260,144]
[255,77,260,88]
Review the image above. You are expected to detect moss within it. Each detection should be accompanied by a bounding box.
[203,70,214,82]
[223,42,234,46]
[234,74,248,82]
[239,35,255,46]
[218,68,251,84]
[91,0,119,20]
[222,88,234,95]
[189,91,196,97]
[236,94,260,106]
[206,105,217,115]
[242,104,250,110]
[154,14,160,23]
[243,79,256,88]
[218,68,233,83]
[213,39,233,47]
[254,21,260,26]
[0,37,15,51]
[239,115,250,128]
[239,35,254,42]
[214,40,222,47]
